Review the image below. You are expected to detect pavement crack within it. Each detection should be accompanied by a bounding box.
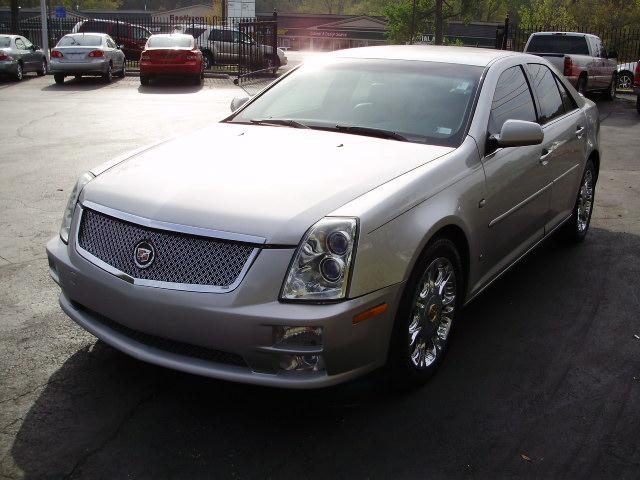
[0,380,59,406]
[64,384,169,479]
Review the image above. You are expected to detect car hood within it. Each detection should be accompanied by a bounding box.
[82,123,453,245]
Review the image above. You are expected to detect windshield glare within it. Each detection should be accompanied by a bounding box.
[57,35,103,47]
[230,58,483,146]
[147,35,193,48]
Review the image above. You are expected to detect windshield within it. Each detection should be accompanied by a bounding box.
[0,36,11,48]
[229,58,483,147]
[147,35,192,48]
[57,35,103,47]
[527,35,589,55]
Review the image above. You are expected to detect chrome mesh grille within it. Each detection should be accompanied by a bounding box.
[78,208,256,287]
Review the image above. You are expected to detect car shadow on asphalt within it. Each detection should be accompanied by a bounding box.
[9,228,640,478]
[40,76,127,92]
[137,77,203,94]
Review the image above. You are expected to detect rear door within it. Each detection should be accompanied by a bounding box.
[525,63,587,231]
[481,65,550,275]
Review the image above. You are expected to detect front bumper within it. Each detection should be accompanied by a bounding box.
[46,229,402,389]
[49,59,109,75]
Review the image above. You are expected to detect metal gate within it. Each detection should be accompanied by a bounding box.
[237,15,278,89]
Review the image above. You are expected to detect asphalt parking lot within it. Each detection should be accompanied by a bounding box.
[0,74,639,479]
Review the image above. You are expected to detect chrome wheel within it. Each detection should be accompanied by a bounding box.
[577,169,594,233]
[408,257,457,370]
[15,63,23,81]
[618,73,633,90]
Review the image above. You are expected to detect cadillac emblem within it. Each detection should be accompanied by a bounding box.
[134,240,155,269]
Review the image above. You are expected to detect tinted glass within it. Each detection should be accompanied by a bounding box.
[231,58,483,147]
[527,35,589,55]
[526,64,565,123]
[57,35,103,47]
[185,27,206,39]
[554,75,577,112]
[210,30,236,42]
[0,36,10,48]
[147,35,193,48]
[488,66,537,135]
[82,22,109,33]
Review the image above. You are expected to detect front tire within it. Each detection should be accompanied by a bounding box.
[617,71,633,90]
[562,158,596,243]
[54,73,65,84]
[140,75,150,86]
[636,95,640,114]
[387,238,463,389]
[37,59,47,76]
[118,63,126,78]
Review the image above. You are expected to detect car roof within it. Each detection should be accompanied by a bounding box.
[329,45,522,67]
[64,32,109,37]
[531,31,598,38]
[149,33,192,38]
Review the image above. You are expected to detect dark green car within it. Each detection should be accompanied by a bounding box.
[0,34,48,81]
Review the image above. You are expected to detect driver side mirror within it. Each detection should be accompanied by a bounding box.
[487,119,543,153]
[230,96,250,111]
[117,44,124,49]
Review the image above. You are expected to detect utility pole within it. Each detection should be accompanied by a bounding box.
[10,0,19,33]
[409,0,417,45]
[434,0,443,45]
[40,0,49,60]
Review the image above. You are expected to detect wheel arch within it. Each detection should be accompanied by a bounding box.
[588,149,600,182]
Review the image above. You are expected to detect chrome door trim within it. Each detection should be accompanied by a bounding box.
[553,162,580,183]
[465,212,572,306]
[81,200,266,245]
[73,205,262,294]
[488,182,553,228]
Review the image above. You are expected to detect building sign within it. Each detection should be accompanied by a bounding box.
[227,0,255,19]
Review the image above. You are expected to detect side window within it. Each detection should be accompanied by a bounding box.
[554,75,577,112]
[488,65,537,136]
[21,37,33,48]
[133,27,149,41]
[106,38,116,48]
[599,40,607,58]
[209,29,222,41]
[15,38,26,49]
[526,63,565,124]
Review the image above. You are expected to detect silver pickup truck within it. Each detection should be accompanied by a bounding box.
[524,32,617,99]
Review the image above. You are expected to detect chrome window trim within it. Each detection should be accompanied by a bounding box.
[74,204,261,294]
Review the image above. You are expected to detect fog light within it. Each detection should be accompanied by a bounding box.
[274,326,322,347]
[279,354,325,372]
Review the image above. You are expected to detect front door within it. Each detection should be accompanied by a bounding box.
[481,65,551,281]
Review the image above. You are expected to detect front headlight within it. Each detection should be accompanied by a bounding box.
[280,217,358,302]
[59,172,94,243]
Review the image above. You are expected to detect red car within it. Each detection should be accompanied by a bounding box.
[139,34,204,86]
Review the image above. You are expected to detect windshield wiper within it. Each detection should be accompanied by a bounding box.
[334,125,408,142]
[250,118,310,129]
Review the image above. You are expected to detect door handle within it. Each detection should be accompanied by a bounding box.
[576,126,585,139]
[540,149,551,166]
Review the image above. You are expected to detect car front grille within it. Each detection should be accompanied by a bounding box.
[77,208,257,288]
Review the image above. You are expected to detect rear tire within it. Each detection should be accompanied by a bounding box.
[118,63,126,78]
[202,52,213,70]
[140,75,150,86]
[193,74,203,86]
[636,95,640,114]
[37,59,47,76]
[102,64,112,83]
[603,74,616,101]
[577,75,588,95]
[561,158,596,244]
[617,71,633,90]
[13,62,23,81]
[387,238,463,389]
[54,73,64,84]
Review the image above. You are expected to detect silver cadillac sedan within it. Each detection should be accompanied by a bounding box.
[46,46,600,389]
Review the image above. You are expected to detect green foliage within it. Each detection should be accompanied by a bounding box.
[383,0,433,44]
[519,0,577,30]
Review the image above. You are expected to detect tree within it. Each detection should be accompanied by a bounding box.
[519,0,577,29]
